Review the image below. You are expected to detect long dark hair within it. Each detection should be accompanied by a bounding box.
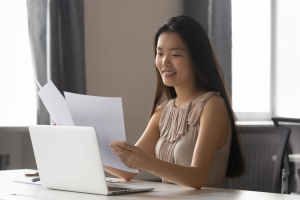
[149,15,245,177]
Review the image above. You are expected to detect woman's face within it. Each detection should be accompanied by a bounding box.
[155,31,196,87]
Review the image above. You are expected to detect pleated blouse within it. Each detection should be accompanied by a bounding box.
[154,91,232,188]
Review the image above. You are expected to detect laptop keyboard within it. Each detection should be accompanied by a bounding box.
[108,187,133,191]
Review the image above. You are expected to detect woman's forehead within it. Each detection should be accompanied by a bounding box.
[157,31,186,50]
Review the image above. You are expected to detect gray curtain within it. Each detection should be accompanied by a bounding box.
[27,0,86,125]
[184,0,232,95]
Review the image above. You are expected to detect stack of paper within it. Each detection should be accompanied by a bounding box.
[37,80,138,173]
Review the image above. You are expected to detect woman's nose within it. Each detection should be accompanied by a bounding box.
[162,56,171,66]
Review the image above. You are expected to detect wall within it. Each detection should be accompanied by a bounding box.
[84,0,183,180]
[0,127,37,170]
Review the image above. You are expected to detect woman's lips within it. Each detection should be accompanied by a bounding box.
[162,71,177,77]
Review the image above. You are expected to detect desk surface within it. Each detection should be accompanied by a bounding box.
[1,169,299,200]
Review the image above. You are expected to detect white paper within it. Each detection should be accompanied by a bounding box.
[64,92,139,173]
[37,81,74,126]
[13,176,41,185]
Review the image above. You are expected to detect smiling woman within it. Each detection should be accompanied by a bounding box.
[105,16,245,189]
[155,31,196,91]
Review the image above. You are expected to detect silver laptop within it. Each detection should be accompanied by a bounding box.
[29,125,154,195]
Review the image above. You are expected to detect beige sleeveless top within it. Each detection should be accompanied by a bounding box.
[154,91,232,188]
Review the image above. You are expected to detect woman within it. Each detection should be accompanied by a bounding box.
[106,15,245,189]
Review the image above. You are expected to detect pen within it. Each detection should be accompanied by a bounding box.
[32,177,40,182]
[25,172,39,177]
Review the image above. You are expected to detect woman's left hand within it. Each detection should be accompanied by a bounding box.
[110,141,151,170]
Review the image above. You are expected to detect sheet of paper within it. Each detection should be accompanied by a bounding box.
[37,81,74,126]
[13,176,41,185]
[64,92,139,173]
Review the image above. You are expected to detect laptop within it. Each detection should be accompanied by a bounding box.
[29,125,154,195]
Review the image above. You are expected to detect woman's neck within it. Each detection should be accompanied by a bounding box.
[173,84,208,108]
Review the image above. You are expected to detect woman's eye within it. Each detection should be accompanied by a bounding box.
[157,53,163,56]
[172,55,180,57]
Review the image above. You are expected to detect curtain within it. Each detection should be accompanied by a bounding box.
[27,0,86,125]
[184,0,232,95]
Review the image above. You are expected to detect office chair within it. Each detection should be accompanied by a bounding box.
[224,126,291,193]
[272,117,300,194]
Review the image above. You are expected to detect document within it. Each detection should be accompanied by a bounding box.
[36,80,138,173]
[64,92,138,173]
[37,81,74,126]
[13,176,41,185]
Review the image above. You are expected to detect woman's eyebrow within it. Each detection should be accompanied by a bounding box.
[170,47,185,51]
[156,47,185,51]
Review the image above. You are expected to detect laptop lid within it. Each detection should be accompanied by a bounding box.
[29,125,109,195]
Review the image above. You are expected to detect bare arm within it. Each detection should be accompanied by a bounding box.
[112,96,229,188]
[104,104,164,180]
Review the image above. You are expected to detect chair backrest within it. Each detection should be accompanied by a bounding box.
[272,117,300,126]
[224,126,291,193]
[272,117,300,194]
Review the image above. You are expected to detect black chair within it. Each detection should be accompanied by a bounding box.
[224,126,291,193]
[272,117,300,127]
[272,117,300,194]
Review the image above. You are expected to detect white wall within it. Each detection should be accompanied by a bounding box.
[84,0,183,180]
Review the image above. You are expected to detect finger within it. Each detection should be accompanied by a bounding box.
[114,141,136,152]
[112,148,127,160]
[113,146,131,155]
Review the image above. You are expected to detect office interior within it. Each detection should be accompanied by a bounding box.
[0,0,300,197]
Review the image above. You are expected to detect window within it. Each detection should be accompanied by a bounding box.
[275,0,300,118]
[232,0,271,121]
[0,1,37,126]
[232,0,300,121]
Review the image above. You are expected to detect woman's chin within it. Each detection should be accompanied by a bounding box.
[162,81,176,87]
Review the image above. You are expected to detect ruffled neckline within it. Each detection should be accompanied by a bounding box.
[159,91,220,143]
[172,92,209,109]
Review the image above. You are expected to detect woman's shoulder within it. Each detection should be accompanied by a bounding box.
[155,100,170,112]
[150,100,170,130]
[153,100,172,127]
[204,94,226,108]
[197,94,229,128]
[188,91,226,126]
[202,95,228,116]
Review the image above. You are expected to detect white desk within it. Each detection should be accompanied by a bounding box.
[1,169,299,200]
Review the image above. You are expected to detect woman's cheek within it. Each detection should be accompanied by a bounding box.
[155,57,162,70]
